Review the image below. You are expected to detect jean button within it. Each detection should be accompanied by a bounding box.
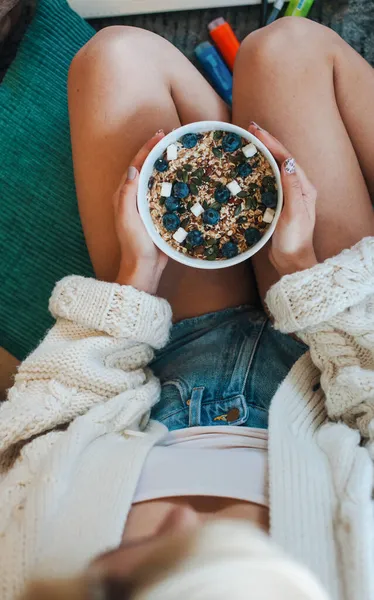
[227,408,240,422]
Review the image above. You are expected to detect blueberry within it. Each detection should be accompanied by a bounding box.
[165,196,181,212]
[181,133,198,149]
[186,229,204,247]
[222,242,239,258]
[238,163,252,178]
[262,175,276,189]
[203,208,220,226]
[214,186,231,204]
[222,133,241,153]
[154,158,168,173]
[261,191,277,208]
[163,213,180,232]
[173,182,190,199]
[245,227,262,247]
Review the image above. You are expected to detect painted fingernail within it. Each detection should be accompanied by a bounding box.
[250,121,263,131]
[127,166,137,181]
[284,158,296,174]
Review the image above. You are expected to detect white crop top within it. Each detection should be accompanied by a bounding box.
[132,426,268,507]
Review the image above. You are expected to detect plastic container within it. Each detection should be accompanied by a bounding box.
[138,121,283,270]
[208,18,240,71]
[285,0,315,17]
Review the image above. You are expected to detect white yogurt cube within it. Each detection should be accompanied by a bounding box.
[263,208,275,223]
[190,202,204,217]
[167,144,178,161]
[173,227,188,244]
[226,180,242,196]
[242,143,258,158]
[161,182,172,197]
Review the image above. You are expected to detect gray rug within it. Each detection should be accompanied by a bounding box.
[1,0,373,82]
[88,0,374,66]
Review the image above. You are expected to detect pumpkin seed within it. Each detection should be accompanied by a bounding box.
[192,168,204,179]
[159,197,166,205]
[180,217,190,228]
[182,171,189,183]
[190,183,199,196]
[176,169,184,180]
[212,147,223,159]
[191,177,202,186]
[237,191,250,198]
[211,202,222,211]
[213,130,223,140]
[203,200,209,210]
[234,204,243,217]
[185,164,193,172]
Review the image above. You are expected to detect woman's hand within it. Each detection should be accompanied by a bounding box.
[114,131,168,294]
[248,123,318,277]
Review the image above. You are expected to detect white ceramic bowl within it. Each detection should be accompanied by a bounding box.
[138,121,283,270]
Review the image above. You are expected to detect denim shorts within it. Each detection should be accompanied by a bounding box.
[150,306,307,431]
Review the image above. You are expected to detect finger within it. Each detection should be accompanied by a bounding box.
[117,130,165,191]
[117,166,150,238]
[248,122,316,198]
[117,166,140,222]
[248,122,291,164]
[280,158,304,220]
[132,130,165,172]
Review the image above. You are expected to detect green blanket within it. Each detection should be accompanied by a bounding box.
[0,0,95,360]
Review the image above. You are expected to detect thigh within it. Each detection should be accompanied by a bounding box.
[233,18,374,300]
[0,347,19,401]
[69,26,259,320]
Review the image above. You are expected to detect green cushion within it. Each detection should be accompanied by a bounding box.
[0,0,95,360]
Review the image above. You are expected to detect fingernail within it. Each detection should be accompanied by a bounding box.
[155,129,164,136]
[250,121,263,131]
[127,166,137,181]
[284,158,296,174]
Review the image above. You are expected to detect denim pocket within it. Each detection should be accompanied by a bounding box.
[152,380,249,431]
[150,307,268,431]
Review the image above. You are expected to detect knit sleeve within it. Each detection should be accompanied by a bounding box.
[265,237,374,333]
[266,237,374,456]
[49,275,172,349]
[0,277,172,457]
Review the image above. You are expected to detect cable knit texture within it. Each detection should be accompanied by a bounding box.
[266,237,374,332]
[1,240,374,600]
[266,237,374,456]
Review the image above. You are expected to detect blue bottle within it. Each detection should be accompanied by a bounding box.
[195,41,233,106]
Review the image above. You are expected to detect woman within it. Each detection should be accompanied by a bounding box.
[1,16,374,600]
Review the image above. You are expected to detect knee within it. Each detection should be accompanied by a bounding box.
[69,26,162,80]
[236,17,334,72]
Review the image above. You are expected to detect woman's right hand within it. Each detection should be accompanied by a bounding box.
[114,131,169,295]
[248,123,318,277]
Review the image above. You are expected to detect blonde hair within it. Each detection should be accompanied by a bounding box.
[20,520,331,600]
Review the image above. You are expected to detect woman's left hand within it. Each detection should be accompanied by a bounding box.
[114,132,169,295]
[248,123,318,277]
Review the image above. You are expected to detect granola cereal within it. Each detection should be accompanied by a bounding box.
[147,130,278,261]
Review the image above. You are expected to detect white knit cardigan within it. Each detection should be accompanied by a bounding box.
[1,238,374,600]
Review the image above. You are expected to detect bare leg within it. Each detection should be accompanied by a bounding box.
[68,26,258,321]
[233,17,374,300]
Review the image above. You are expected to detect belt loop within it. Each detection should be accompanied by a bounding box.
[189,387,204,427]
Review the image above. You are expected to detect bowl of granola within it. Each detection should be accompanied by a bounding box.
[138,121,282,269]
